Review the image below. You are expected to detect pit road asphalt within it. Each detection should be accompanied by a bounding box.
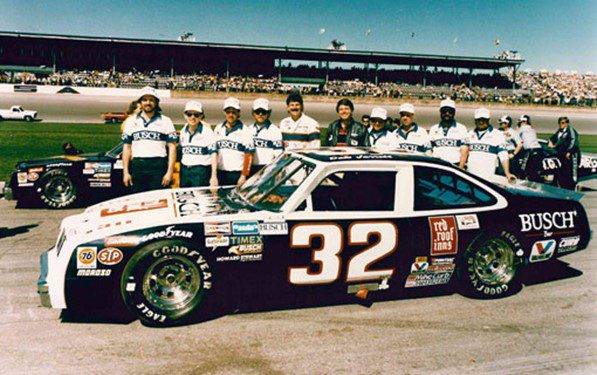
[0,193,595,374]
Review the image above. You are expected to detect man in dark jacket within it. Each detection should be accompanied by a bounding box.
[548,116,581,189]
[324,98,370,147]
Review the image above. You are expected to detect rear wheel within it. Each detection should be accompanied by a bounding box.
[24,115,33,122]
[121,240,214,326]
[458,230,524,298]
[111,117,117,124]
[38,169,78,208]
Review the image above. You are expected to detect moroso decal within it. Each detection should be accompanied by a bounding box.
[77,269,112,277]
[429,216,458,256]
[98,248,123,266]
[519,211,577,233]
[529,239,556,263]
[77,247,97,269]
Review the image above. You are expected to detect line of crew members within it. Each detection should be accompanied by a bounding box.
[121,87,580,192]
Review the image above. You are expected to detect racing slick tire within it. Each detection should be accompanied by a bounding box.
[24,115,33,122]
[457,229,524,299]
[121,240,214,327]
[38,169,79,208]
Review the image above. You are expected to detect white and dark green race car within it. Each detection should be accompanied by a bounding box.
[38,148,592,326]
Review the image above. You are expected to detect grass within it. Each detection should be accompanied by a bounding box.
[0,122,595,183]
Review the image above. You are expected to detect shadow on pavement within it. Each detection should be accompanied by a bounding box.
[521,259,583,286]
[60,307,136,325]
[0,224,38,239]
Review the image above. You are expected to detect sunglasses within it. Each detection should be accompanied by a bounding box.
[559,121,569,124]
[185,112,202,118]
[399,112,413,117]
[254,109,269,115]
[370,118,385,123]
[440,109,455,114]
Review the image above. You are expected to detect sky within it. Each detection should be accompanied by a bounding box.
[2,0,596,72]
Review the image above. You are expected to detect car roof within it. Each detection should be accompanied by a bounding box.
[292,147,453,167]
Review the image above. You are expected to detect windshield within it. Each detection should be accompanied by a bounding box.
[105,142,123,159]
[236,154,315,212]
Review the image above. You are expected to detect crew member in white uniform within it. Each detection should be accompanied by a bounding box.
[466,108,515,182]
[249,98,284,176]
[429,99,469,167]
[394,103,432,155]
[279,93,320,150]
[367,107,399,151]
[122,86,178,193]
[517,114,542,181]
[498,115,523,158]
[179,100,218,187]
[214,97,255,186]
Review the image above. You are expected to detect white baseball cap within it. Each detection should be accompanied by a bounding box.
[370,107,388,120]
[398,103,415,114]
[253,98,270,111]
[498,115,510,124]
[184,100,203,113]
[223,97,241,110]
[474,108,491,119]
[519,115,529,122]
[440,98,456,109]
[138,86,159,101]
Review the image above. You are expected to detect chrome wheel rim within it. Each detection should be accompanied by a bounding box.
[472,238,516,286]
[45,177,75,204]
[142,256,201,311]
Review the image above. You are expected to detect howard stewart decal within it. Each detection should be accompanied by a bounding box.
[429,216,458,256]
[519,211,577,232]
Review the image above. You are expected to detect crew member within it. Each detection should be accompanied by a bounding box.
[122,86,178,193]
[394,103,432,155]
[466,108,515,181]
[179,100,218,187]
[429,99,469,167]
[214,97,254,186]
[250,98,284,176]
[280,93,320,150]
[324,98,369,147]
[518,114,542,181]
[498,115,523,158]
[367,107,399,150]
[548,116,580,189]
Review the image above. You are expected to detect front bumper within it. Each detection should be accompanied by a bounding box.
[38,251,51,307]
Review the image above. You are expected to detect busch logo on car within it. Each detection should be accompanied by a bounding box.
[518,211,577,232]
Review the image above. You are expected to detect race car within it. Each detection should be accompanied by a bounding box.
[101,112,127,124]
[37,147,592,326]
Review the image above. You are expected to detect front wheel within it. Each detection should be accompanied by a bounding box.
[39,169,78,208]
[458,230,524,299]
[24,116,33,122]
[121,240,215,326]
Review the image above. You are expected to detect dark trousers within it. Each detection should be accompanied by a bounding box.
[558,153,579,190]
[250,165,265,177]
[519,149,542,182]
[130,157,168,193]
[217,170,241,187]
[180,165,211,187]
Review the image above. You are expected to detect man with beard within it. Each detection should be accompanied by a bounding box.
[548,116,580,189]
[429,98,469,168]
[280,93,320,150]
[394,103,432,155]
[324,98,369,147]
[122,86,178,193]
[367,107,399,151]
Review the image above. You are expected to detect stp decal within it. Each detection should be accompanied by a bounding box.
[529,239,556,263]
[98,248,124,266]
[429,216,458,256]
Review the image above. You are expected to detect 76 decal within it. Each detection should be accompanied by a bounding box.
[288,222,398,285]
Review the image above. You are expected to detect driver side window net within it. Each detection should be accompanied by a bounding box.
[311,171,396,211]
[414,167,496,210]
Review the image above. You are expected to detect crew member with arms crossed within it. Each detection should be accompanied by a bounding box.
[548,116,580,189]
[466,108,515,182]
[249,98,284,176]
[179,100,218,187]
[367,107,399,151]
[429,99,469,167]
[394,103,432,155]
[324,98,369,147]
[280,93,320,150]
[122,86,178,193]
[214,97,255,186]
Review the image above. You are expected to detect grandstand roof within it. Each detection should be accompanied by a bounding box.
[0,31,523,71]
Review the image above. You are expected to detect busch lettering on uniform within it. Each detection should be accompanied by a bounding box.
[182,145,210,155]
[397,144,418,153]
[469,144,491,152]
[433,139,460,147]
[519,211,577,232]
[132,130,167,141]
[217,139,244,151]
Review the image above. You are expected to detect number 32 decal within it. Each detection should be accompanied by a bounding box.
[288,221,398,285]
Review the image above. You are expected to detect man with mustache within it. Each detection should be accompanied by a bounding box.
[280,93,320,150]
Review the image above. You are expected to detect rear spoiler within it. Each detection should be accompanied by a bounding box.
[489,176,585,202]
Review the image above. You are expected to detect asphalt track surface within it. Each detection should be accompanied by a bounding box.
[0,192,595,373]
[1,92,596,134]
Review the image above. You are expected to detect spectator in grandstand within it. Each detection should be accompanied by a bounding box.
[394,103,432,155]
[498,115,523,159]
[178,100,218,187]
[466,108,515,182]
[367,107,399,151]
[214,97,254,186]
[280,93,321,150]
[548,116,580,189]
[249,98,284,176]
[324,98,369,147]
[121,100,141,133]
[517,114,543,181]
[122,87,178,193]
[428,99,469,168]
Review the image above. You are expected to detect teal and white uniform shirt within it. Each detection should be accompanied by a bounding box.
[500,128,522,153]
[121,113,178,158]
[214,121,255,172]
[368,129,399,151]
[394,124,432,154]
[519,124,541,150]
[179,122,217,166]
[280,114,321,150]
[467,126,509,179]
[251,120,284,166]
[429,121,469,164]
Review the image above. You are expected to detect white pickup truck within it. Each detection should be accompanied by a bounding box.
[0,106,40,122]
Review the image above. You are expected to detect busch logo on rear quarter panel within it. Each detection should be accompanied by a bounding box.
[518,211,577,232]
